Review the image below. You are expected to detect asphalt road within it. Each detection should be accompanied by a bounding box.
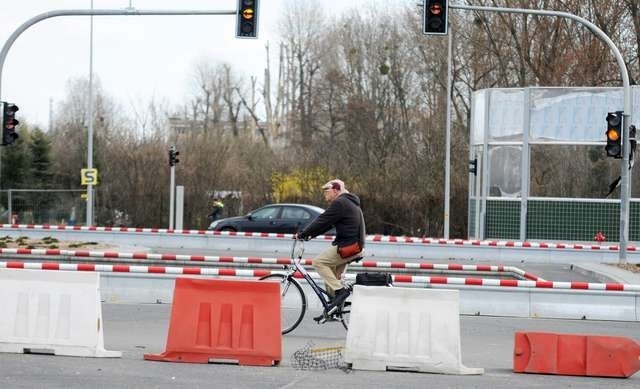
[0,303,638,388]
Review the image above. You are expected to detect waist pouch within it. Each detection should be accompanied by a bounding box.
[355,272,393,286]
[337,241,362,259]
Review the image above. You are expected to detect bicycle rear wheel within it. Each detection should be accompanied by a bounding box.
[259,273,307,334]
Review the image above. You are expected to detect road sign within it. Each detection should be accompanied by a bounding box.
[81,168,98,186]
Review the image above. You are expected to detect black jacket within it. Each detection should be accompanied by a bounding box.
[299,193,365,248]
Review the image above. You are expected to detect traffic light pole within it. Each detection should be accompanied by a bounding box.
[0,8,237,103]
[449,3,632,264]
[169,164,175,230]
[0,7,236,226]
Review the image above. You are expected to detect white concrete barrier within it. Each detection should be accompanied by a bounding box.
[0,268,121,357]
[345,285,483,374]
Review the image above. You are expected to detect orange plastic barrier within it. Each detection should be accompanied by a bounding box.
[144,278,281,366]
[514,331,640,378]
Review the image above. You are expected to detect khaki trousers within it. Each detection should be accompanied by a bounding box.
[312,245,361,296]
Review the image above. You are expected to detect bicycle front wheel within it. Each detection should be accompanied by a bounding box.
[259,273,307,334]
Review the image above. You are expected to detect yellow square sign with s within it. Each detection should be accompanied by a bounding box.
[81,168,99,186]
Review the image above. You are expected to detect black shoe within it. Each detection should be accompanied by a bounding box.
[313,312,327,322]
[326,288,350,315]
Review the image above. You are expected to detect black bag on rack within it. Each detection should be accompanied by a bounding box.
[355,272,393,286]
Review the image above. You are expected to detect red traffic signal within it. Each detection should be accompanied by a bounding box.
[1,102,19,146]
[423,0,448,35]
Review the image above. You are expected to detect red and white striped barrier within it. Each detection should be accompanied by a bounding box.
[1,260,637,292]
[0,224,632,252]
[0,248,544,281]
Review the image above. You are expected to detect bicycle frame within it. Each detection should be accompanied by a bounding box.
[289,240,333,311]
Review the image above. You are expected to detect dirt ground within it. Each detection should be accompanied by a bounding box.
[0,236,115,250]
[613,263,640,273]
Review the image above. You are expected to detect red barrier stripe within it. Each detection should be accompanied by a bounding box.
[113,265,130,272]
[276,258,290,265]
[254,269,270,277]
[104,252,119,258]
[448,264,463,271]
[132,252,148,260]
[536,281,553,288]
[16,248,32,255]
[183,267,202,275]
[391,262,405,268]
[430,277,447,284]
[465,278,483,285]
[74,251,90,257]
[500,280,518,287]
[247,257,262,264]
[42,263,60,270]
[605,283,624,291]
[361,261,377,267]
[6,261,24,268]
[190,255,205,261]
[45,249,61,255]
[570,282,589,289]
[419,263,435,269]
[218,269,237,276]
[148,266,165,273]
[78,264,95,271]
[523,272,538,281]
[393,275,412,283]
[476,265,491,271]
[219,257,234,263]
[160,254,176,261]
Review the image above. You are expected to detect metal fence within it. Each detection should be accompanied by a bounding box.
[474,196,640,242]
[0,189,89,225]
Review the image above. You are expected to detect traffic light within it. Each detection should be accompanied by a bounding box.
[236,0,259,38]
[1,102,19,146]
[605,111,623,158]
[469,158,478,176]
[168,146,180,167]
[423,0,448,35]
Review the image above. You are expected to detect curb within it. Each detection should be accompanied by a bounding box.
[572,263,640,285]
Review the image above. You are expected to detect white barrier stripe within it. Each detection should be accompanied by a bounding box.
[1,224,631,252]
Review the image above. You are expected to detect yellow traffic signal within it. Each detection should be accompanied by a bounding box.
[236,0,259,38]
[605,112,622,158]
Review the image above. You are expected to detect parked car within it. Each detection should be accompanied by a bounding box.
[208,203,331,234]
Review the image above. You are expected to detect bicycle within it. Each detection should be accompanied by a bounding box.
[259,239,360,335]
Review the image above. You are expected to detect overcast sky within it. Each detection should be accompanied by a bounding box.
[0,0,407,128]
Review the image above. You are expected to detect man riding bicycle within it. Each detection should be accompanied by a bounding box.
[295,179,366,319]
